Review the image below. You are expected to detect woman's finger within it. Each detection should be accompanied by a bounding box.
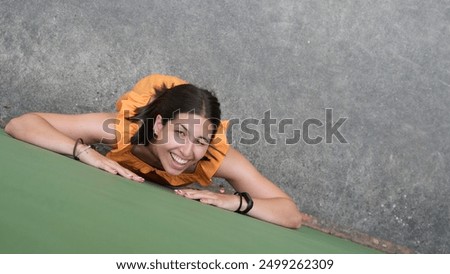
[174,189,240,211]
[111,163,145,183]
[97,159,144,183]
[175,189,213,199]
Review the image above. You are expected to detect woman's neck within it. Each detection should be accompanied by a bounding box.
[131,144,164,170]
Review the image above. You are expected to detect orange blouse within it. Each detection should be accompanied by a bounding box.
[106,74,230,186]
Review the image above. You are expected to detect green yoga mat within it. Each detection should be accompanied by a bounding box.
[0,129,380,254]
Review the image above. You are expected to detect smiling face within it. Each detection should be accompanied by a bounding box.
[149,112,214,175]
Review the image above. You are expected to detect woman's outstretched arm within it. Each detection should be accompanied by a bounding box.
[5,112,144,182]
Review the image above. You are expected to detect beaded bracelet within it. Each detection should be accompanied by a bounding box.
[76,145,91,158]
[73,138,93,160]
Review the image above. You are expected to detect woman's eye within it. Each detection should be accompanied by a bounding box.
[195,139,209,146]
[175,130,186,138]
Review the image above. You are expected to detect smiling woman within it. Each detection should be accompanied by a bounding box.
[5,74,304,229]
[105,76,228,187]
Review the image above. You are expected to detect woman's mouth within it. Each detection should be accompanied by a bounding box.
[170,152,189,165]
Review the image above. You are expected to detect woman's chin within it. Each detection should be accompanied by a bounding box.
[163,164,187,175]
[166,169,183,176]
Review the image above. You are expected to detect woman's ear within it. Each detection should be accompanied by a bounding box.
[153,114,163,136]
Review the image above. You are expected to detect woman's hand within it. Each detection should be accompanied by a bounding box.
[174,189,241,212]
[214,147,304,229]
[76,144,145,183]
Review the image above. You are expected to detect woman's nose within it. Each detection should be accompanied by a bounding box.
[179,138,194,158]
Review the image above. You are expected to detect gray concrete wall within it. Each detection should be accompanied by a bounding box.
[1,0,449,253]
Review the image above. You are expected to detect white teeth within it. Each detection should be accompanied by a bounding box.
[171,153,188,165]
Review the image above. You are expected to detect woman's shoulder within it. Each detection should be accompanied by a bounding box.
[133,74,188,94]
[115,74,188,112]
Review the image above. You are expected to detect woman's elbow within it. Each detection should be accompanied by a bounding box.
[278,207,303,229]
[4,117,19,136]
[4,114,33,138]
[286,212,303,229]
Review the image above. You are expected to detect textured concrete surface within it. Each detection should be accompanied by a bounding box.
[1,0,449,253]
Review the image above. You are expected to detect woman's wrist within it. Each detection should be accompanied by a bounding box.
[234,192,253,214]
[73,138,92,160]
[76,144,91,159]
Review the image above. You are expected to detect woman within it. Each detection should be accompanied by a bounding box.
[5,74,303,229]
